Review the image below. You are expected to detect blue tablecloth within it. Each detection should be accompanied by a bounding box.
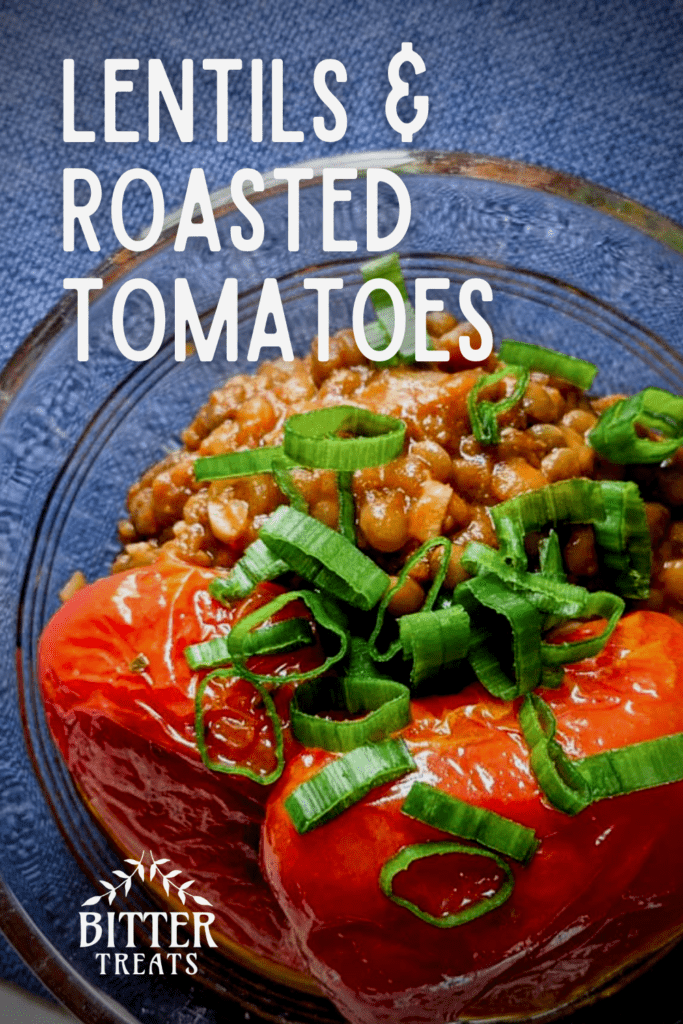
[1,0,683,1004]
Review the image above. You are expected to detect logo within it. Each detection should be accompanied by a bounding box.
[80,851,217,976]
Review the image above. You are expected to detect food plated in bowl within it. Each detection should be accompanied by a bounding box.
[38,251,683,1024]
[7,154,683,1024]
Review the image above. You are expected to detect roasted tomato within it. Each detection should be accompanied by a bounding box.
[39,554,323,985]
[262,611,683,1024]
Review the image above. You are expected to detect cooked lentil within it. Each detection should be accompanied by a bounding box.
[114,314,683,619]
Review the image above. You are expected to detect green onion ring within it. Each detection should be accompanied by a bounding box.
[467,364,530,445]
[488,479,651,598]
[226,589,348,685]
[588,388,683,464]
[539,590,624,666]
[272,456,308,514]
[284,738,416,833]
[284,406,406,471]
[194,446,288,482]
[519,694,592,815]
[538,530,566,581]
[361,253,419,366]
[194,669,284,785]
[498,339,597,389]
[399,605,471,685]
[260,506,389,610]
[578,732,683,800]
[379,841,514,928]
[401,781,538,864]
[455,575,542,700]
[337,470,356,543]
[185,618,314,671]
[592,480,651,599]
[369,536,452,663]
[208,539,289,604]
[290,675,412,752]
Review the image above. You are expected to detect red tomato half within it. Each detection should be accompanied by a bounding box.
[39,554,323,981]
[262,611,683,1024]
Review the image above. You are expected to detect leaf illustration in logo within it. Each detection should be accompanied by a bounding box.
[191,895,212,906]
[124,859,139,866]
[163,877,170,895]
[178,881,194,891]
[136,864,145,881]
[178,890,187,905]
[165,870,181,880]
[100,881,115,891]
[124,878,131,896]
[81,895,102,907]
[112,870,129,880]
[108,889,116,905]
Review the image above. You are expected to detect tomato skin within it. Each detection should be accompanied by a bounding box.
[39,555,322,972]
[262,611,683,1024]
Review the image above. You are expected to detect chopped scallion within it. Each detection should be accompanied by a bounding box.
[588,388,683,464]
[401,781,538,864]
[284,738,415,833]
[519,694,591,815]
[498,339,597,389]
[379,841,514,928]
[194,669,284,785]
[283,406,405,471]
[290,675,412,752]
[467,365,530,445]
[260,506,389,610]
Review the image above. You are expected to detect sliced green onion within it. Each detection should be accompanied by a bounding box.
[460,541,625,666]
[489,479,606,570]
[539,530,566,581]
[284,738,415,833]
[209,539,289,604]
[272,456,308,514]
[283,406,405,471]
[260,506,389,610]
[498,339,597,390]
[578,733,683,800]
[194,669,284,785]
[224,589,347,685]
[461,542,589,618]
[592,480,651,599]
[337,470,356,543]
[488,479,651,598]
[369,537,452,662]
[467,365,530,445]
[185,618,314,671]
[361,253,419,365]
[539,590,624,666]
[290,676,411,752]
[588,388,683,464]
[401,781,538,864]
[379,841,514,928]
[399,605,470,685]
[519,694,591,815]
[194,446,287,482]
[455,575,542,700]
[345,635,379,677]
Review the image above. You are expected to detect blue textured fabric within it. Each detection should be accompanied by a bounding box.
[1,0,683,1005]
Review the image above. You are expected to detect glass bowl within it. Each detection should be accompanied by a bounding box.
[3,150,683,1024]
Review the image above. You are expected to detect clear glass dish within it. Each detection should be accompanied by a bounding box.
[3,150,683,1024]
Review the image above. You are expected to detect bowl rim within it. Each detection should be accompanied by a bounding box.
[4,148,683,1023]
[3,147,683,422]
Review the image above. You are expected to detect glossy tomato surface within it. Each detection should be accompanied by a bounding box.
[262,611,683,1024]
[39,555,323,977]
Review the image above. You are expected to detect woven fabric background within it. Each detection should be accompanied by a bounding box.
[0,0,682,1003]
